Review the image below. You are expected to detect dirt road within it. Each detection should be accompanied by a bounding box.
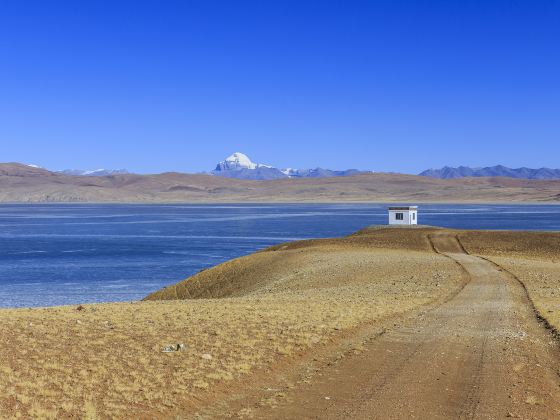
[220,233,560,419]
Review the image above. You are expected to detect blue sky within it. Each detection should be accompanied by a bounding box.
[1,1,558,174]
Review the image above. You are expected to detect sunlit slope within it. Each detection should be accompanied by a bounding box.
[145,227,445,301]
[146,227,560,302]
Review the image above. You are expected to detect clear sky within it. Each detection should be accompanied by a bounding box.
[1,1,559,174]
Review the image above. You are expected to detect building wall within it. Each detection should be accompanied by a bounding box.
[388,210,418,225]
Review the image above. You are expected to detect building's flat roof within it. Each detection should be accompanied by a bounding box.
[388,206,418,210]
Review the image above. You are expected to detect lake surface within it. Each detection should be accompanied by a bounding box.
[1,203,559,308]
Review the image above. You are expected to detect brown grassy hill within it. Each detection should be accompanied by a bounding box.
[145,227,560,301]
[1,162,560,202]
[145,227,446,301]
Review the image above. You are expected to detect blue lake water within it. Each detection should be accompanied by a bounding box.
[0,203,559,308]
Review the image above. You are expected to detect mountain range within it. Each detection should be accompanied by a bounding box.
[16,159,560,182]
[212,152,368,180]
[45,153,366,181]
[419,165,560,180]
[0,162,558,203]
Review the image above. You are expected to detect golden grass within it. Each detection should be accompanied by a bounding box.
[145,227,444,301]
[0,248,462,418]
[459,230,560,261]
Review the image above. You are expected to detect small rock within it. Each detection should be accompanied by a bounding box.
[162,343,187,353]
[76,320,81,324]
[201,353,213,360]
[76,305,85,311]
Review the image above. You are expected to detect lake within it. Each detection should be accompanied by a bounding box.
[1,203,559,308]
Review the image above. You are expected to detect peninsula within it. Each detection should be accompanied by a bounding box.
[1,227,559,417]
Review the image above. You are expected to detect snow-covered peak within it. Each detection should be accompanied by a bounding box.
[215,152,264,171]
[228,152,257,169]
[213,152,368,180]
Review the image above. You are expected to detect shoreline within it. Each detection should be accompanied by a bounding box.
[2,225,560,311]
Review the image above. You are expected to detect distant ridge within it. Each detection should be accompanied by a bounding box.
[212,152,367,180]
[419,165,560,180]
[0,161,559,203]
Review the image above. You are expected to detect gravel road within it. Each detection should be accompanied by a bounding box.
[240,233,560,419]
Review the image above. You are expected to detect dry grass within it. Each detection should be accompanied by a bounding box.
[145,227,443,301]
[0,247,462,418]
[459,230,560,260]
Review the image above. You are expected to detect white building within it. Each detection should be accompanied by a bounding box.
[388,206,418,225]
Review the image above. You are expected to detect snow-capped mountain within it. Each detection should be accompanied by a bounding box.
[215,152,267,171]
[212,152,368,180]
[57,169,130,176]
[213,153,285,180]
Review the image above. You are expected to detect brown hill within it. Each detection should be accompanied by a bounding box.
[145,226,560,301]
[143,226,442,301]
[1,162,560,203]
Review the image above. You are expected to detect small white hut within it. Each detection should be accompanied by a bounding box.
[388,206,418,225]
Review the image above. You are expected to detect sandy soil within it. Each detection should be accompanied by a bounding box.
[1,227,560,418]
